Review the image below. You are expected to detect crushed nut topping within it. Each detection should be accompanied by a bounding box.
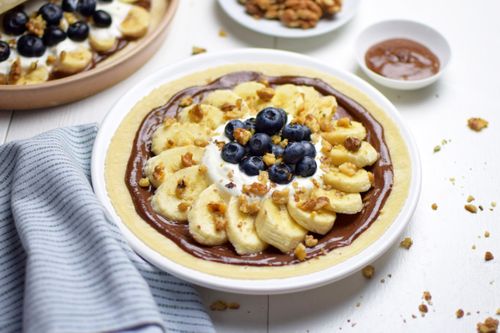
[27,15,46,37]
[294,243,307,261]
[64,12,77,24]
[220,102,236,112]
[431,203,438,210]
[198,165,208,174]
[208,201,227,231]
[138,177,150,187]
[256,87,275,101]
[337,117,351,128]
[9,58,21,84]
[299,196,329,212]
[338,162,358,177]
[179,96,193,107]
[423,291,432,302]
[192,46,207,55]
[400,237,413,249]
[343,136,362,152]
[153,164,165,182]
[476,317,499,333]
[468,117,489,132]
[467,195,475,203]
[263,153,277,166]
[271,189,290,205]
[238,195,260,215]
[233,127,252,145]
[305,235,318,247]
[181,152,195,167]
[485,231,491,238]
[258,170,269,184]
[465,204,478,214]
[188,104,204,122]
[418,304,428,314]
[319,118,334,132]
[485,251,494,261]
[194,138,209,147]
[218,29,228,37]
[242,182,269,196]
[362,265,375,279]
[456,309,465,319]
[175,179,187,198]
[177,202,190,212]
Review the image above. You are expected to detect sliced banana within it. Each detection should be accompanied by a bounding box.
[55,48,92,74]
[313,188,363,214]
[202,90,250,118]
[177,104,225,129]
[233,81,267,110]
[322,120,367,145]
[298,86,321,114]
[323,168,372,193]
[188,185,228,246]
[89,33,117,52]
[151,166,210,222]
[144,145,204,187]
[16,66,49,85]
[311,95,337,123]
[151,122,212,155]
[120,5,150,38]
[255,199,306,253]
[328,141,379,168]
[287,197,336,235]
[270,84,304,116]
[226,197,267,255]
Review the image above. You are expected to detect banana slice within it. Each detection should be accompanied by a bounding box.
[151,166,210,222]
[255,198,306,253]
[202,90,250,118]
[313,188,363,214]
[55,48,92,74]
[89,33,117,52]
[16,66,49,85]
[177,104,225,129]
[287,197,336,235]
[323,168,372,193]
[188,185,228,246]
[311,95,337,123]
[120,5,150,38]
[322,120,367,145]
[144,145,204,187]
[328,141,379,168]
[233,81,266,109]
[151,122,212,155]
[226,197,267,255]
[270,84,304,116]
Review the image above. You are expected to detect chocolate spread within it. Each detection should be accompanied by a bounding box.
[365,38,440,81]
[125,71,394,266]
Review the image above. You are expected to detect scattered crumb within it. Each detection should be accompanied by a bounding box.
[476,317,499,333]
[305,235,318,247]
[492,202,497,208]
[362,265,375,279]
[355,302,361,308]
[431,203,438,210]
[472,245,477,250]
[456,309,465,318]
[467,195,476,203]
[485,231,491,238]
[479,205,484,211]
[468,117,489,132]
[380,278,385,284]
[400,237,413,249]
[423,291,432,302]
[485,251,494,261]
[294,243,307,261]
[218,29,227,37]
[210,300,240,311]
[411,314,417,319]
[419,304,428,314]
[192,46,207,55]
[449,177,456,185]
[465,204,478,214]
[228,302,240,310]
[433,145,441,153]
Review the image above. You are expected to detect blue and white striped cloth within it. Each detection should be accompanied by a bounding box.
[0,125,214,333]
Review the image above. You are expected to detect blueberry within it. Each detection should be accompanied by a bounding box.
[221,142,245,164]
[243,117,256,131]
[39,3,63,25]
[302,125,312,141]
[301,141,316,158]
[282,123,305,142]
[248,133,271,156]
[62,0,78,12]
[99,0,113,2]
[0,41,10,62]
[224,119,245,141]
[43,26,66,46]
[17,35,46,57]
[255,107,286,135]
[78,0,97,16]
[271,144,284,157]
[278,108,288,124]
[67,21,89,41]
[268,163,294,184]
[283,142,305,164]
[92,10,112,27]
[239,156,265,176]
[2,10,28,35]
[295,157,317,177]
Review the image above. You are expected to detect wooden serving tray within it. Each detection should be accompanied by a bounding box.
[0,0,27,14]
[0,0,179,110]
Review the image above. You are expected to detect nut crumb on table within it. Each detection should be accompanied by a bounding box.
[467,195,476,203]
[431,203,438,210]
[468,117,489,132]
[456,309,465,318]
[192,46,207,55]
[465,204,478,214]
[485,251,494,261]
[476,317,499,333]
[418,303,428,314]
[218,29,228,37]
[210,300,240,311]
[400,237,413,249]
[362,265,374,279]
[423,291,432,302]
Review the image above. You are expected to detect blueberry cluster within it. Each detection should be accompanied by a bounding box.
[221,107,317,185]
[0,0,113,61]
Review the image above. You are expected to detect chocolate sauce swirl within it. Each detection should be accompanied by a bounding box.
[125,72,393,266]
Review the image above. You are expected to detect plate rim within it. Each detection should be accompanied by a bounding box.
[92,48,421,295]
[217,0,361,39]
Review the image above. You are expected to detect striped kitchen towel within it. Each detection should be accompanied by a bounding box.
[0,125,214,333]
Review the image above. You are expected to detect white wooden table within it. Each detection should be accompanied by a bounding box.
[2,0,499,332]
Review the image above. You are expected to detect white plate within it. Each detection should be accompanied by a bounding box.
[92,49,421,295]
[217,0,361,38]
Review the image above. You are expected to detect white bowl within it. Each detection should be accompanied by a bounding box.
[217,0,361,38]
[355,20,451,90]
[92,49,421,295]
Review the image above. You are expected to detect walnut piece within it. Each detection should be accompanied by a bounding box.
[271,189,289,205]
[188,104,204,122]
[192,46,207,55]
[477,317,499,333]
[465,204,478,214]
[26,15,46,37]
[234,128,252,145]
[181,152,195,168]
[242,182,269,196]
[361,265,374,279]
[280,0,323,29]
[485,251,494,261]
[456,309,464,319]
[343,137,361,152]
[138,177,150,187]
[257,87,275,101]
[418,304,428,314]
[9,57,21,84]
[177,202,190,212]
[468,117,489,132]
[305,234,318,247]
[175,179,187,198]
[299,196,329,212]
[263,153,277,166]
[337,117,351,127]
[400,237,413,249]
[153,164,165,182]
[294,243,307,261]
[238,195,260,215]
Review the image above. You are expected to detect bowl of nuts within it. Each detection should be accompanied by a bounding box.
[218,0,361,38]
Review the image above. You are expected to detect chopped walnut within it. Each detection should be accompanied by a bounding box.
[238,195,260,215]
[271,189,290,205]
[321,140,333,153]
[194,138,209,147]
[175,179,187,198]
[343,137,362,152]
[280,0,323,29]
[179,96,193,107]
[477,317,499,333]
[465,204,478,214]
[467,195,475,203]
[208,201,227,231]
[319,118,334,132]
[263,153,277,166]
[242,182,269,196]
[431,203,438,210]
[153,164,165,182]
[362,265,374,279]
[220,103,236,112]
[188,104,204,122]
[215,140,226,150]
[338,162,357,177]
[218,29,228,37]
[228,302,240,310]
[468,117,489,132]
[418,304,428,314]
[305,235,318,247]
[26,15,46,37]
[46,55,57,65]
[271,135,281,144]
[233,128,252,145]
[138,177,150,187]
[485,251,494,261]
[210,300,228,311]
[199,165,208,174]
[192,46,207,55]
[181,152,195,168]
[337,117,351,128]
[258,170,269,184]
[163,117,176,128]
[400,237,413,249]
[294,243,307,261]
[456,309,465,319]
[177,202,190,212]
[9,58,21,84]
[485,231,491,238]
[316,0,342,15]
[299,196,329,212]
[257,87,275,101]
[423,291,432,302]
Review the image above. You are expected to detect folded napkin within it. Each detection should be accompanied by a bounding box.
[0,125,214,333]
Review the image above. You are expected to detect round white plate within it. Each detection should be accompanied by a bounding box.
[92,49,421,295]
[217,0,361,38]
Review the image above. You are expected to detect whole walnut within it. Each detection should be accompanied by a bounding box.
[314,0,342,15]
[279,0,323,29]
